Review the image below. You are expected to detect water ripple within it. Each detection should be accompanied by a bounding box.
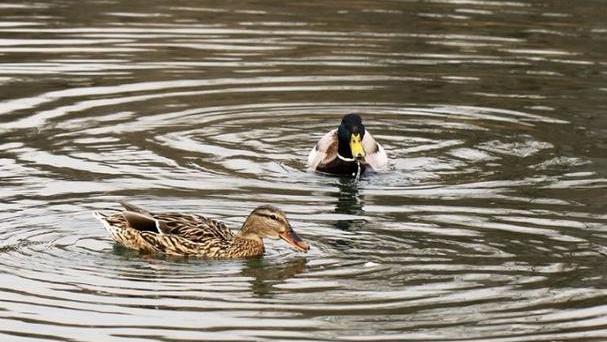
[0,0,606,341]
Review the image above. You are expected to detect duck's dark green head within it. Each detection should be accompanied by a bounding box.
[337,113,366,159]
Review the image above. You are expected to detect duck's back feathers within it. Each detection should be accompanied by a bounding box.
[93,206,254,257]
[152,213,234,243]
[115,201,235,242]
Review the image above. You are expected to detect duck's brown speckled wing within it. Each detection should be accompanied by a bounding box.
[138,230,231,257]
[152,213,235,243]
[94,203,265,258]
[94,211,237,257]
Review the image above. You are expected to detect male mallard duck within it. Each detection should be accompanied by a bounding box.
[307,113,388,176]
[93,202,309,258]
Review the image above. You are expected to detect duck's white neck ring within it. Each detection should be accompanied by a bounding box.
[337,153,357,162]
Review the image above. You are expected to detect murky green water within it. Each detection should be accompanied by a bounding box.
[1,1,607,341]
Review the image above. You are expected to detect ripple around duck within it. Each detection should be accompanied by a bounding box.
[1,0,607,341]
[3,98,607,341]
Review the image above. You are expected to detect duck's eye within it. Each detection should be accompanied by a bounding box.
[270,215,279,221]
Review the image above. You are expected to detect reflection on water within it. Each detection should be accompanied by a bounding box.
[0,0,607,341]
[242,258,308,297]
[334,177,364,231]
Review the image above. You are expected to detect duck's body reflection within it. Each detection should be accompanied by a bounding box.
[242,258,307,297]
[334,177,366,231]
[111,244,308,298]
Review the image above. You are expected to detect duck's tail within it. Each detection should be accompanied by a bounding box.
[92,210,117,236]
[94,209,145,250]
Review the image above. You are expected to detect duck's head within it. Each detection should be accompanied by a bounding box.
[337,113,366,160]
[240,205,310,253]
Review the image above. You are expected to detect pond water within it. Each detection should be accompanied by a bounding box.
[1,1,607,341]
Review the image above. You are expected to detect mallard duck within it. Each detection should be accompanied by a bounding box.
[307,113,388,176]
[93,201,309,258]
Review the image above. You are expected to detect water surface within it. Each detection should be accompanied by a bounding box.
[1,1,607,341]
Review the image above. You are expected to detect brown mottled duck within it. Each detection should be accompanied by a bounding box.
[93,201,309,258]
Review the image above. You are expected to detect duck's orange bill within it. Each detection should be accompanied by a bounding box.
[279,228,310,253]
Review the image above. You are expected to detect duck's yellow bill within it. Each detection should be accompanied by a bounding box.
[350,133,365,159]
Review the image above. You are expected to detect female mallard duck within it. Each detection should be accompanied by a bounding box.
[307,113,388,176]
[93,202,309,258]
